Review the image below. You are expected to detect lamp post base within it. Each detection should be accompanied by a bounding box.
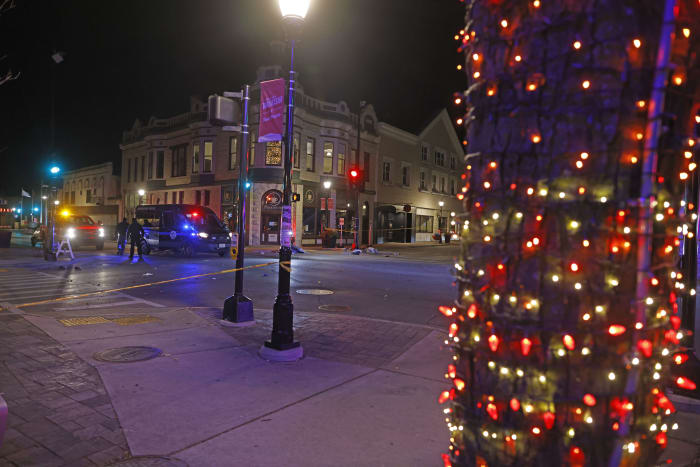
[259,342,303,362]
[222,295,254,323]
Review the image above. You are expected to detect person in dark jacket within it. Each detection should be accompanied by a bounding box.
[127,218,145,260]
[116,218,129,255]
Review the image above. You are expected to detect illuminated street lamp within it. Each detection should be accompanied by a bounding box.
[137,189,146,205]
[50,166,60,175]
[264,0,312,361]
[54,200,59,205]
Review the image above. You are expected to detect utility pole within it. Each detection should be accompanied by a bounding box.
[222,85,253,323]
[354,100,366,248]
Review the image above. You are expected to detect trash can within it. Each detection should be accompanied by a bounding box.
[0,230,11,248]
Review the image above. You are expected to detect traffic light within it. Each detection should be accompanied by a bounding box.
[348,167,363,190]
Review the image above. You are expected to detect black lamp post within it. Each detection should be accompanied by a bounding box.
[262,0,310,361]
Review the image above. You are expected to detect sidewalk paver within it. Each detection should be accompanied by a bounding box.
[0,314,130,466]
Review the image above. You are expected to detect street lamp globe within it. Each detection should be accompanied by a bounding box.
[42,195,48,200]
[439,201,445,207]
[50,166,60,175]
[323,181,332,189]
[137,189,146,197]
[279,0,311,20]
[54,200,60,205]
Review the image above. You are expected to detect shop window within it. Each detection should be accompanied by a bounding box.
[265,142,282,166]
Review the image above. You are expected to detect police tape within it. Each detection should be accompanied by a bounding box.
[15,261,285,309]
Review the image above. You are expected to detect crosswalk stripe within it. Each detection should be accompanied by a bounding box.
[0,288,97,300]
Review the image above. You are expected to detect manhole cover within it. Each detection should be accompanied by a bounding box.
[296,289,334,295]
[318,305,351,312]
[111,456,188,467]
[93,346,162,363]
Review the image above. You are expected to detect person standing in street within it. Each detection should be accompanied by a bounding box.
[127,218,144,260]
[116,218,129,255]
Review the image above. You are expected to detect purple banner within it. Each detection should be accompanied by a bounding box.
[258,78,285,143]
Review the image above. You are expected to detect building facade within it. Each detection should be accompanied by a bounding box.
[57,162,121,227]
[119,67,461,246]
[374,110,463,243]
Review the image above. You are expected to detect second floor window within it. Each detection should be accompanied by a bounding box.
[451,179,456,195]
[432,174,437,191]
[450,155,456,170]
[421,145,428,161]
[229,137,238,170]
[156,151,164,179]
[420,171,426,190]
[293,133,300,169]
[306,138,315,172]
[172,144,187,177]
[323,142,334,174]
[250,132,256,167]
[148,151,154,179]
[127,159,132,183]
[203,142,213,172]
[402,166,410,186]
[434,151,445,166]
[192,144,200,174]
[141,156,145,181]
[265,142,282,166]
[382,162,391,182]
[440,177,446,193]
[337,144,345,175]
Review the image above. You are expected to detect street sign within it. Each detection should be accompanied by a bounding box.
[208,95,242,126]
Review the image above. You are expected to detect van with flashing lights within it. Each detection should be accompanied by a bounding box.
[135,204,231,257]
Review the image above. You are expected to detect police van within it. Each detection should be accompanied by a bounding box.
[135,204,231,257]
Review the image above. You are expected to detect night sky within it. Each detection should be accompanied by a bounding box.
[0,0,464,194]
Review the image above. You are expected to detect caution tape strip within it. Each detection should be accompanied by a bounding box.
[15,261,280,309]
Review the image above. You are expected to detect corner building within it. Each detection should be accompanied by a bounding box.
[119,66,461,246]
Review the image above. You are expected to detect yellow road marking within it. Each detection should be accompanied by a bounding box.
[17,261,280,309]
[111,315,161,326]
[59,317,111,326]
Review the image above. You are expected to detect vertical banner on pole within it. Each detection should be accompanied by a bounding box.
[258,79,286,143]
[281,205,292,248]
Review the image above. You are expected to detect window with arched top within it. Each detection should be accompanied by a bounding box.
[99,176,104,187]
[79,181,83,191]
[71,181,76,190]
[85,179,90,189]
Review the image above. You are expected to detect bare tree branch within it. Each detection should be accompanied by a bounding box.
[0,69,19,86]
[0,0,16,15]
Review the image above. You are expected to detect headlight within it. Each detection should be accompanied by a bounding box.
[98,228,105,237]
[198,232,209,239]
[67,228,76,239]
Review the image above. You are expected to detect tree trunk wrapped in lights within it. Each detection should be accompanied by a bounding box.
[441,0,698,466]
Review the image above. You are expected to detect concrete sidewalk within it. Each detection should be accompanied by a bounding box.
[1,305,451,466]
[1,304,699,466]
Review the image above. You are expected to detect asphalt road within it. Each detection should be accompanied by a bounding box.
[0,236,458,328]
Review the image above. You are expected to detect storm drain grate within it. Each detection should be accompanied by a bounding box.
[93,346,162,363]
[318,305,351,312]
[59,317,111,327]
[296,289,334,295]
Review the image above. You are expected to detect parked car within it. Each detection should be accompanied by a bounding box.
[135,204,231,257]
[31,212,105,250]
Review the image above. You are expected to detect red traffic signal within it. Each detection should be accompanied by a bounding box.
[349,169,359,179]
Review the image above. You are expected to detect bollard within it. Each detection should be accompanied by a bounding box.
[0,394,7,447]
